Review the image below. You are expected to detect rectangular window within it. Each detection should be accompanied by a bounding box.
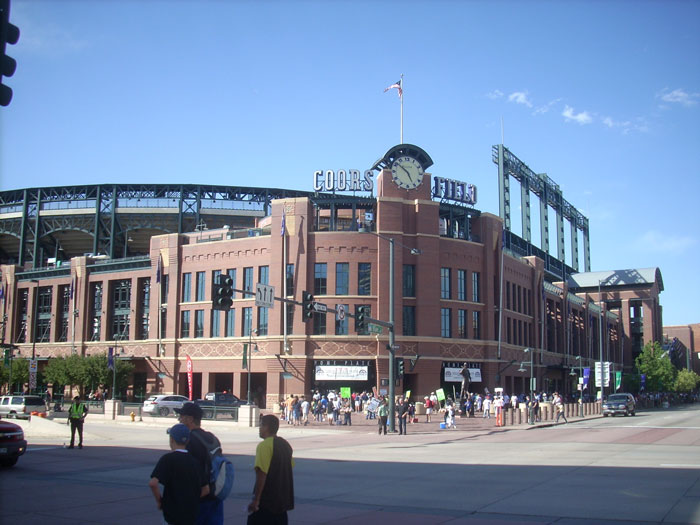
[313,309,326,335]
[285,306,294,336]
[194,310,204,338]
[227,269,237,298]
[211,310,221,337]
[181,311,191,338]
[441,308,451,338]
[243,267,254,293]
[138,278,150,340]
[403,265,416,297]
[506,281,511,310]
[458,309,468,338]
[441,268,451,299]
[473,310,481,339]
[33,286,52,343]
[225,309,235,337]
[355,304,370,335]
[257,307,268,336]
[402,305,416,336]
[314,263,327,295]
[358,263,371,295]
[285,264,294,297]
[259,265,269,285]
[457,270,467,301]
[335,304,349,335]
[242,307,253,336]
[507,318,512,344]
[111,279,131,340]
[182,273,191,302]
[195,272,206,302]
[335,263,349,295]
[517,286,522,313]
[472,272,481,303]
[58,285,70,342]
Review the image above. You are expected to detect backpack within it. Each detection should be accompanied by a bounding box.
[190,431,234,502]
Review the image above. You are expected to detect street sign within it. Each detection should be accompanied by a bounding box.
[391,344,400,350]
[369,323,382,334]
[336,304,346,321]
[313,302,327,313]
[255,283,275,308]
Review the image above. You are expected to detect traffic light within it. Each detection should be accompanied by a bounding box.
[212,274,234,311]
[397,358,405,378]
[302,291,314,322]
[0,0,20,107]
[3,347,10,366]
[356,305,368,332]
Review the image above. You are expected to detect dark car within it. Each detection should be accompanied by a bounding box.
[0,420,27,467]
[603,393,636,417]
[194,392,245,419]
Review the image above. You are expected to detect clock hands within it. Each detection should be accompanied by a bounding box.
[400,164,414,182]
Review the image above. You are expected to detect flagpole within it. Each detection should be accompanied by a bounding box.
[400,73,404,143]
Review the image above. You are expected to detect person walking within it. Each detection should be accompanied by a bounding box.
[149,423,208,525]
[482,395,492,419]
[554,392,568,424]
[175,402,225,525]
[67,395,88,449]
[248,414,295,525]
[424,396,433,423]
[377,398,388,435]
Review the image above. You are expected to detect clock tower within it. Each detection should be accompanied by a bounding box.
[372,144,434,200]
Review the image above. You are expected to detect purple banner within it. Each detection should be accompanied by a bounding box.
[583,367,590,390]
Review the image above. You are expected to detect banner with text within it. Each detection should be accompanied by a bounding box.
[315,365,368,381]
[444,367,482,383]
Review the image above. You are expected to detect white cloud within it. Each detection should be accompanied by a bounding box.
[635,230,697,254]
[508,91,533,108]
[658,88,699,107]
[533,98,561,115]
[562,105,593,125]
[486,89,504,100]
[602,116,650,134]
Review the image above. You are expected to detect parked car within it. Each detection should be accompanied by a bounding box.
[603,393,636,417]
[142,395,190,417]
[0,419,27,467]
[194,392,245,419]
[0,395,47,420]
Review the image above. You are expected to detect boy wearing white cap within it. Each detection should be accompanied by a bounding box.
[149,423,208,525]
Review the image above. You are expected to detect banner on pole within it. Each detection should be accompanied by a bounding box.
[186,355,193,401]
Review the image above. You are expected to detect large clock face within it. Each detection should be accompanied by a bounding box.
[391,156,425,190]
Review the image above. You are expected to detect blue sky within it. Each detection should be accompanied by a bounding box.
[1,0,698,326]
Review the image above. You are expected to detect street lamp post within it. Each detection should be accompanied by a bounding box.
[598,280,605,404]
[359,227,420,433]
[519,348,534,423]
[247,328,258,406]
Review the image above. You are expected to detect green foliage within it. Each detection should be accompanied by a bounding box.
[635,341,677,392]
[18,353,134,396]
[674,369,700,393]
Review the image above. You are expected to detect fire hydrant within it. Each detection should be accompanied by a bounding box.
[130,411,136,422]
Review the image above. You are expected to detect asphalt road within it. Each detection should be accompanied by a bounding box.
[1,404,699,524]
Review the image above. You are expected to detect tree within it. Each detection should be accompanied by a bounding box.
[674,369,700,393]
[635,341,676,392]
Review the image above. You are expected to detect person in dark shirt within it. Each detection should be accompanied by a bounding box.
[149,423,207,525]
[248,414,294,525]
[397,397,409,435]
[175,402,224,525]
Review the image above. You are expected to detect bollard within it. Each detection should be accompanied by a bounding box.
[517,409,522,425]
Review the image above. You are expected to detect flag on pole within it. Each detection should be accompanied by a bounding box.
[242,343,248,370]
[280,214,286,237]
[108,347,114,370]
[0,282,4,301]
[383,79,402,98]
[69,276,75,301]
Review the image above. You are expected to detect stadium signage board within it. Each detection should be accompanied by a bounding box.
[313,169,374,193]
[433,176,477,205]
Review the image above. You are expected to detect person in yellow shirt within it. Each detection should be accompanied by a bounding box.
[67,395,88,449]
[248,415,294,525]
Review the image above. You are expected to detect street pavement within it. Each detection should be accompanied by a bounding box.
[1,404,699,524]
